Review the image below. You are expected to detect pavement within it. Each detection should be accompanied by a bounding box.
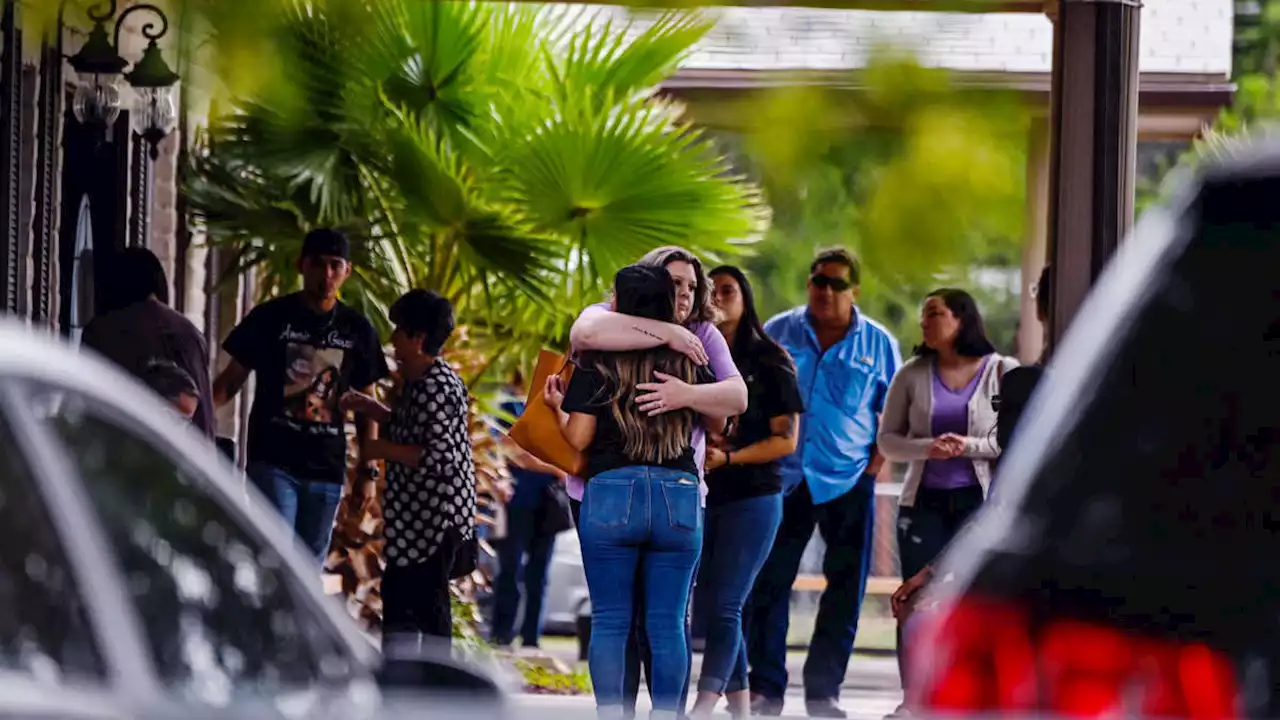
[530,637,903,691]
[514,686,902,720]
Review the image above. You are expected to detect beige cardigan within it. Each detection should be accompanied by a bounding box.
[878,353,1019,507]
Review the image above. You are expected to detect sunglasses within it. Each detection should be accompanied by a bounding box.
[810,274,853,292]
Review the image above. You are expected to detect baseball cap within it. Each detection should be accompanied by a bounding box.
[301,228,350,261]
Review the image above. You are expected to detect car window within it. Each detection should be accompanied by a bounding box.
[29,388,355,705]
[0,400,104,683]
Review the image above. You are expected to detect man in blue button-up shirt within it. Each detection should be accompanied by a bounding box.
[745,248,902,718]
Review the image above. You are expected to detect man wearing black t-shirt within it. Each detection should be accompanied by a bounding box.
[213,229,389,562]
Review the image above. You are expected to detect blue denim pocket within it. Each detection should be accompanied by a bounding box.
[660,475,701,532]
[585,477,634,529]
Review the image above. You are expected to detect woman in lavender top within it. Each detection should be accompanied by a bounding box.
[876,288,1017,707]
[551,246,746,716]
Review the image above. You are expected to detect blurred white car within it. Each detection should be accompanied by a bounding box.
[0,322,506,719]
[542,529,590,638]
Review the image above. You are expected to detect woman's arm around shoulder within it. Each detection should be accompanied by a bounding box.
[569,305,710,365]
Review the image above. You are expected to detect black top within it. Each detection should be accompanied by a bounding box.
[706,353,805,507]
[996,364,1044,450]
[563,362,715,481]
[223,293,389,483]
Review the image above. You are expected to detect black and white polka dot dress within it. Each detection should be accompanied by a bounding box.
[384,360,476,567]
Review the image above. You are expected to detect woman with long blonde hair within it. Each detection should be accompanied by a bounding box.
[546,264,722,720]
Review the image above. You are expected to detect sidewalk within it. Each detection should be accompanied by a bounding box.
[532,637,902,694]
[515,686,902,720]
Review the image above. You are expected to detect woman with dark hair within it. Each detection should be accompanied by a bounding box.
[688,266,804,719]
[545,264,721,720]
[876,288,1018,711]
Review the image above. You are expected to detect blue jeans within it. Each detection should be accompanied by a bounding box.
[746,480,875,701]
[697,493,783,694]
[573,501,696,718]
[247,462,344,563]
[491,505,557,647]
[579,467,703,715]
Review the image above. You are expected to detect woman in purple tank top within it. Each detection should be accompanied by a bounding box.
[876,288,1018,715]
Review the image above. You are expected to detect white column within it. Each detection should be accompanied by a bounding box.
[1017,119,1050,364]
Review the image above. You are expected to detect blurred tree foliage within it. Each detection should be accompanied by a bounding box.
[721,51,1028,349]
[179,1,763,381]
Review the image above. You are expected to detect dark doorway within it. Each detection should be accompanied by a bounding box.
[58,95,130,341]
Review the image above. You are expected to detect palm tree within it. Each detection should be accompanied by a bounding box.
[188,0,763,362]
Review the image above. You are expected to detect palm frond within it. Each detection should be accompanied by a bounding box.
[499,97,765,278]
[544,7,715,109]
[384,115,472,230]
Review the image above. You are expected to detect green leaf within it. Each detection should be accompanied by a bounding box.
[384,117,470,229]
[500,98,764,278]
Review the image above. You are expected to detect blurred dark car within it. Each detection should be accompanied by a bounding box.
[907,140,1280,718]
[0,326,508,719]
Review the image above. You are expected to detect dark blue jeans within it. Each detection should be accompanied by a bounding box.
[579,467,703,715]
[247,462,344,563]
[491,505,557,647]
[697,493,783,694]
[745,480,875,701]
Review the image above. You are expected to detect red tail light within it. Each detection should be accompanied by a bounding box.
[908,596,1239,719]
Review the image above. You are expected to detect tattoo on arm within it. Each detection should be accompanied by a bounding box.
[632,325,664,341]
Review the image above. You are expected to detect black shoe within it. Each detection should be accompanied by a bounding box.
[750,695,784,716]
[805,699,848,719]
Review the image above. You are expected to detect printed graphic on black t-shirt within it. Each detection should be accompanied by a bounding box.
[706,354,805,507]
[563,361,715,481]
[282,338,344,424]
[223,294,389,483]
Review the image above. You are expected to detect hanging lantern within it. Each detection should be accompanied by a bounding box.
[67,1,179,157]
[127,40,180,159]
[67,18,127,133]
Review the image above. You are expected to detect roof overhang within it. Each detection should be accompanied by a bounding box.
[538,0,1048,12]
[660,69,1234,108]
[658,70,1232,135]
